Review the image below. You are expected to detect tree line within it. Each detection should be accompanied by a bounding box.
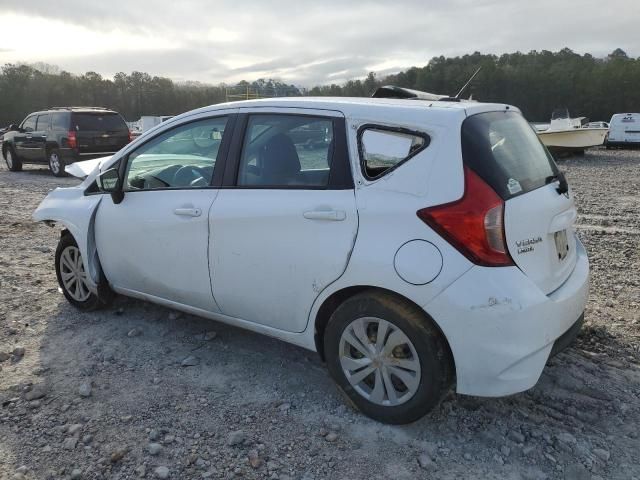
[0,48,638,126]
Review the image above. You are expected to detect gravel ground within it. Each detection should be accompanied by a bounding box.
[0,149,639,480]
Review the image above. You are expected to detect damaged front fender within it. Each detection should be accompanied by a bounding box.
[33,185,105,292]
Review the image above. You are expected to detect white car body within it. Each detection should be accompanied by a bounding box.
[33,97,589,402]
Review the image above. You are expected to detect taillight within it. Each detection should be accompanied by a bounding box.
[67,130,77,149]
[417,166,514,267]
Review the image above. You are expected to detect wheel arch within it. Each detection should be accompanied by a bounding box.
[313,285,456,379]
[45,141,61,154]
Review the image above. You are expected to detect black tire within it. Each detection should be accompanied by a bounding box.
[324,290,453,424]
[48,148,67,177]
[3,145,22,172]
[55,233,111,310]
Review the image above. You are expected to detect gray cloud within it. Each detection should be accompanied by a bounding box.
[1,0,638,85]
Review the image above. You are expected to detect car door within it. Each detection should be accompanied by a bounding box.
[14,115,36,159]
[209,109,358,333]
[94,112,236,312]
[32,113,50,161]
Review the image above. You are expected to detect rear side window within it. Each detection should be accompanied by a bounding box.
[36,114,50,131]
[51,112,69,130]
[71,113,127,132]
[237,114,334,188]
[358,126,429,179]
[462,111,558,200]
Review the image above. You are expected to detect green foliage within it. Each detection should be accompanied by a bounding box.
[0,48,638,125]
[0,66,301,124]
[384,49,640,120]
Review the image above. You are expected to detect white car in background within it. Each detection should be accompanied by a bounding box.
[33,97,589,424]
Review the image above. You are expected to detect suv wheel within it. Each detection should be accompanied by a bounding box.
[48,148,67,177]
[55,233,107,310]
[324,291,452,424]
[4,146,22,172]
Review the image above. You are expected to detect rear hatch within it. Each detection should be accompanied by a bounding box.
[71,112,129,153]
[621,115,640,143]
[462,110,577,294]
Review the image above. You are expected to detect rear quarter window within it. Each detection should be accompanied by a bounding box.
[72,113,128,132]
[358,125,429,180]
[462,111,558,200]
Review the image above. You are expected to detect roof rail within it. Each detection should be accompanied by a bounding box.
[48,106,112,111]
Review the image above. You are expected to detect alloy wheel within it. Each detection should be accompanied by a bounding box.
[59,246,91,302]
[49,152,61,174]
[339,317,421,406]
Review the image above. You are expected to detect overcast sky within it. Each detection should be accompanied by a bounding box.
[0,0,637,86]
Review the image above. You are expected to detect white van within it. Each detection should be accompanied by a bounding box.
[607,113,640,147]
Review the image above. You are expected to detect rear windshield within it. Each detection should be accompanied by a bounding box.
[71,112,127,132]
[462,111,558,199]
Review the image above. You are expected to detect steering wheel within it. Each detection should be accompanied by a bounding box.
[173,165,208,187]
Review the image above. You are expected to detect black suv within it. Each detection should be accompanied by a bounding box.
[2,107,130,176]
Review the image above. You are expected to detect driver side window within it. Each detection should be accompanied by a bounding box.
[22,116,37,133]
[125,116,228,191]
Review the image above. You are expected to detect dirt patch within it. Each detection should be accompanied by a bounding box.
[1,150,639,480]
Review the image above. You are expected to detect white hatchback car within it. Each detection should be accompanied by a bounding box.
[33,97,589,424]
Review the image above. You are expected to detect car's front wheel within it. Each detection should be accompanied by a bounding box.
[48,148,67,177]
[55,234,105,310]
[324,291,453,424]
[4,146,22,172]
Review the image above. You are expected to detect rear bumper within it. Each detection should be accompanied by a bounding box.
[424,237,589,397]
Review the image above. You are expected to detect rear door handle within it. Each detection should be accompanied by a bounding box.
[303,210,346,221]
[174,207,202,217]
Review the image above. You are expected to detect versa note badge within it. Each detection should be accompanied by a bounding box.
[516,236,542,254]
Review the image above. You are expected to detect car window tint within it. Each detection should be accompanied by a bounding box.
[36,114,50,131]
[22,116,36,132]
[238,115,334,187]
[51,113,68,130]
[125,116,228,191]
[462,111,558,199]
[71,113,128,132]
[359,127,429,179]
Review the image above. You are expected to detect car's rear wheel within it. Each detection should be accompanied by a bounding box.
[55,234,105,310]
[48,148,67,177]
[324,291,453,424]
[4,146,22,172]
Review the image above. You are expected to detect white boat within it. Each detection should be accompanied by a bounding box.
[537,109,608,151]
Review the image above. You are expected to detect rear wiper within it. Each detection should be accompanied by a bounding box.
[545,172,569,195]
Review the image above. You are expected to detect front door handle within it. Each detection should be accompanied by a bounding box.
[303,210,346,221]
[174,207,202,217]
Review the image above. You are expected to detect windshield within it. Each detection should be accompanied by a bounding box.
[462,111,559,200]
[72,113,127,132]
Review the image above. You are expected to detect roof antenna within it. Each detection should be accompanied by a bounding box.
[454,67,482,99]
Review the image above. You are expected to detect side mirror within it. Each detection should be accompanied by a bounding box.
[9,124,19,132]
[97,168,124,204]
